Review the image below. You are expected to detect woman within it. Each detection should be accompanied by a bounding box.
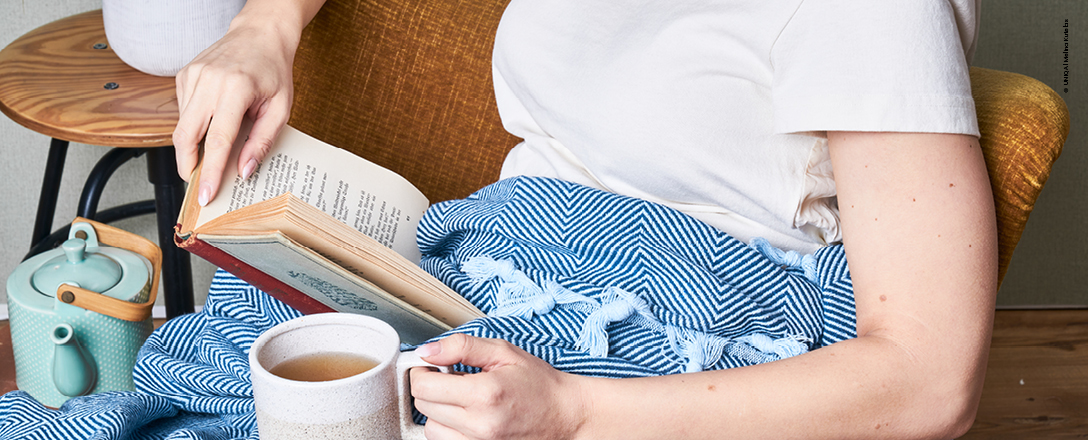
[174,0,996,438]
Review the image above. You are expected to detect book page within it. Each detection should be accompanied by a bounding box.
[196,124,430,263]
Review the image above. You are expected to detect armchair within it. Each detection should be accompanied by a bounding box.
[287,0,1069,286]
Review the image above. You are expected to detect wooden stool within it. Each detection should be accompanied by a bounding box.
[0,10,194,318]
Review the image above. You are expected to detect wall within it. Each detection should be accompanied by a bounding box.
[0,1,1084,311]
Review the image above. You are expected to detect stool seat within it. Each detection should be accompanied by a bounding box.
[0,9,177,147]
[0,9,194,318]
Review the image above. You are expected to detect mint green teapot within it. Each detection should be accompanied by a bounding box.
[7,218,160,407]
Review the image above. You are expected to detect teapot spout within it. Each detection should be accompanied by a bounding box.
[50,323,97,397]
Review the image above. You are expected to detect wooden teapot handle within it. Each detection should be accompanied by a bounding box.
[54,218,161,322]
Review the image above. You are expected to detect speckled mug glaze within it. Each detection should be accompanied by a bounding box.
[249,313,436,439]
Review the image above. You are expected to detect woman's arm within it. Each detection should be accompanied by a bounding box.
[411,131,998,440]
[173,0,326,206]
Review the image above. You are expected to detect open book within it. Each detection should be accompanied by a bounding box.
[175,124,484,344]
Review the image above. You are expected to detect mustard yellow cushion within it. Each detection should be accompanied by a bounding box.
[971,67,1069,284]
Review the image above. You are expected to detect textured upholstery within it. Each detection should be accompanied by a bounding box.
[290,0,515,205]
[971,67,1069,284]
[288,0,1069,286]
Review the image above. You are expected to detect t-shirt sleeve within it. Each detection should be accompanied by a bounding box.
[771,0,979,136]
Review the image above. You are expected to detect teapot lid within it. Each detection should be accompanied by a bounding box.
[30,226,122,296]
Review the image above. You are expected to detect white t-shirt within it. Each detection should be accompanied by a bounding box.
[495,0,981,253]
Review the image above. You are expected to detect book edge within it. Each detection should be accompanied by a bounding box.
[175,230,335,315]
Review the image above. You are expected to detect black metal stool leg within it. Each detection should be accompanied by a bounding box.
[26,142,196,318]
[77,147,146,219]
[27,146,148,260]
[31,138,69,249]
[146,147,195,318]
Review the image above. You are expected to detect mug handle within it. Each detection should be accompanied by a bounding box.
[396,350,449,440]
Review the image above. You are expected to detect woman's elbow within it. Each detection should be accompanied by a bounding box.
[924,392,980,439]
[873,338,987,439]
[906,371,985,439]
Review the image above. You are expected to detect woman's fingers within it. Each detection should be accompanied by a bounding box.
[410,335,587,439]
[423,418,473,440]
[412,371,511,440]
[172,77,215,183]
[170,16,299,204]
[237,95,291,180]
[412,334,534,409]
[195,96,251,206]
[174,57,204,114]
[173,64,287,202]
[412,396,470,432]
[409,366,480,408]
[418,333,524,372]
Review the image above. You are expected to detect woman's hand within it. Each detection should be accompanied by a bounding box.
[410,334,588,440]
[173,0,326,206]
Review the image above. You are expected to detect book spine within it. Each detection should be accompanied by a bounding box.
[174,227,334,315]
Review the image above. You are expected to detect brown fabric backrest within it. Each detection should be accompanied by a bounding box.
[290,0,517,204]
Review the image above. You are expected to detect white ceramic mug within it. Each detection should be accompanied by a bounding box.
[249,313,443,439]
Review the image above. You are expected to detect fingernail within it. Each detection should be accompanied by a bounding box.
[198,184,212,207]
[416,342,441,358]
[241,159,257,180]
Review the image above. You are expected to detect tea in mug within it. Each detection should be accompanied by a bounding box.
[268,352,380,382]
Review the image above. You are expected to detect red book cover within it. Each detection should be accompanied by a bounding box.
[174,225,333,315]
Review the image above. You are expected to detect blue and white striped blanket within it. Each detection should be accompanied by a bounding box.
[0,176,855,439]
[419,176,856,376]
